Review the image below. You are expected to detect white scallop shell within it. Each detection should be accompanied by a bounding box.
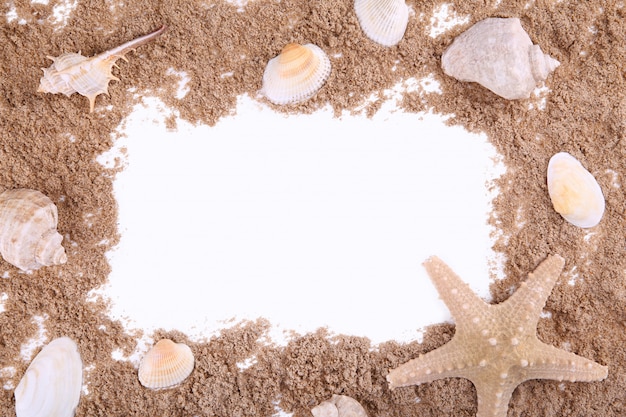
[15,337,83,417]
[441,17,560,99]
[311,395,369,417]
[354,0,409,47]
[0,189,67,271]
[547,152,605,228]
[138,339,194,389]
[38,26,166,112]
[261,43,331,105]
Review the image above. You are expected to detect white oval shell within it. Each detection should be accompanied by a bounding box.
[15,337,83,417]
[0,189,67,271]
[138,339,194,389]
[354,0,409,47]
[261,43,331,105]
[547,152,605,228]
[441,17,560,99]
[312,395,369,417]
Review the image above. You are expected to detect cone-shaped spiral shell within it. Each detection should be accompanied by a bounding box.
[261,43,331,105]
[547,152,605,228]
[138,339,194,389]
[311,395,369,417]
[0,189,67,271]
[354,0,409,47]
[441,18,560,100]
[15,337,83,417]
[38,26,166,112]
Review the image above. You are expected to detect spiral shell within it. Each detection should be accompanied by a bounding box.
[138,339,195,389]
[547,152,605,228]
[15,337,83,417]
[441,18,560,99]
[261,43,331,105]
[354,0,409,47]
[38,25,166,112]
[312,395,369,417]
[0,189,67,271]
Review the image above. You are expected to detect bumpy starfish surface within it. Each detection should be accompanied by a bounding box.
[387,255,608,417]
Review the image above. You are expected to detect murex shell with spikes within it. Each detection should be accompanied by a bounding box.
[37,26,166,112]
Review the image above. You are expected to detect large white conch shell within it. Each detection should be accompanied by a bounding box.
[261,43,331,105]
[15,337,83,417]
[38,25,166,112]
[0,189,67,271]
[441,18,560,99]
[138,339,195,389]
[547,152,605,228]
[354,0,409,47]
[311,395,369,417]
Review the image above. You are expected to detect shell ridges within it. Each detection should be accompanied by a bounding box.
[138,339,195,389]
[261,43,331,105]
[354,0,409,47]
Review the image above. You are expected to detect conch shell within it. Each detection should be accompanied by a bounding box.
[311,395,369,417]
[15,337,83,417]
[547,152,605,228]
[354,0,409,47]
[0,189,67,271]
[138,339,195,389]
[441,18,560,100]
[38,25,166,112]
[261,43,332,105]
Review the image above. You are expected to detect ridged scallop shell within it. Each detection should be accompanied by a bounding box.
[138,339,194,389]
[38,25,166,112]
[547,152,605,228]
[261,43,331,105]
[15,337,83,417]
[441,18,560,100]
[354,0,409,47]
[312,395,369,417]
[0,189,67,271]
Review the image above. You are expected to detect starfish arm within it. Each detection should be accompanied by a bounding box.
[503,255,565,328]
[387,339,474,389]
[522,340,608,383]
[472,379,517,417]
[423,256,488,323]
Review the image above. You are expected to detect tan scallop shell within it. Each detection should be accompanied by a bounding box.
[441,18,560,99]
[0,189,67,271]
[311,395,369,417]
[261,43,331,105]
[38,25,166,112]
[547,152,605,228]
[138,339,194,389]
[354,0,409,47]
[15,337,83,417]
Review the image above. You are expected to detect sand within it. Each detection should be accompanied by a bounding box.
[1,0,625,416]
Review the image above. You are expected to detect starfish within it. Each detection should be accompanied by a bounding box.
[387,255,608,417]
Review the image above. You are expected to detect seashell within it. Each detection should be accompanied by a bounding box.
[15,337,83,417]
[354,0,409,47]
[311,395,369,417]
[0,189,67,271]
[441,18,560,100]
[138,339,194,389]
[261,43,331,105]
[38,25,166,112]
[547,152,605,228]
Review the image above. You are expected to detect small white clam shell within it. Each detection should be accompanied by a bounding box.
[311,395,369,417]
[441,17,559,99]
[0,189,67,271]
[15,337,83,417]
[354,0,409,47]
[547,152,605,228]
[261,43,331,105]
[138,339,194,389]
